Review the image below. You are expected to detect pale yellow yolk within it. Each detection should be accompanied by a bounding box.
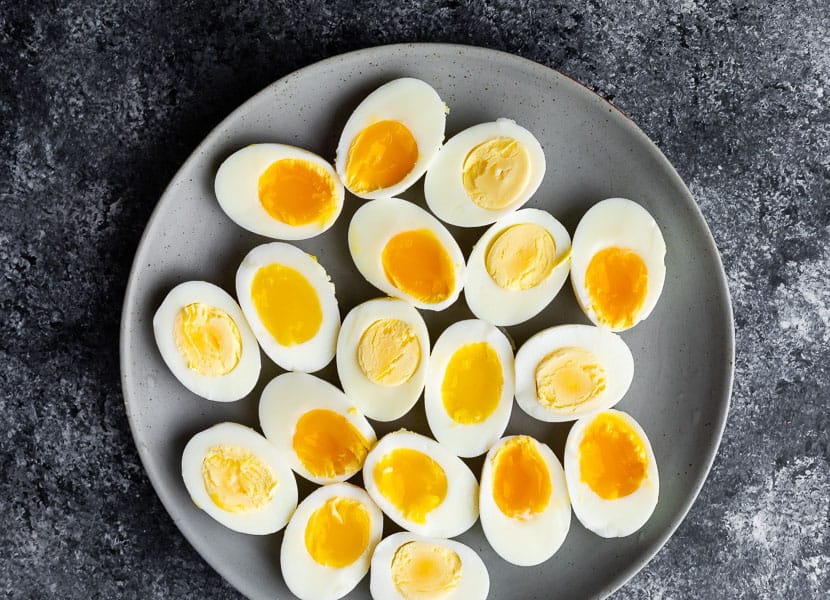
[534,347,607,411]
[391,541,462,600]
[304,497,371,568]
[292,409,371,479]
[201,445,277,513]
[491,436,551,519]
[381,229,455,304]
[584,246,648,329]
[441,342,503,425]
[485,223,557,290]
[579,412,648,499]
[345,120,419,193]
[357,318,421,387]
[173,302,242,376]
[462,137,531,210]
[250,263,322,346]
[373,448,448,524]
[257,158,337,226]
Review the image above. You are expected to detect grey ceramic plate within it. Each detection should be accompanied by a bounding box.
[120,44,734,599]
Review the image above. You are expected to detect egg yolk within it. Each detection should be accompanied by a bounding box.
[292,409,372,479]
[173,302,242,376]
[250,263,322,346]
[391,541,462,600]
[534,347,607,411]
[579,412,648,499]
[201,445,277,513]
[357,318,421,387]
[441,342,503,425]
[345,120,419,193]
[373,448,448,524]
[584,247,648,329]
[491,436,551,519]
[462,137,531,210]
[381,229,455,304]
[485,223,558,290]
[257,158,338,226]
[304,497,371,568]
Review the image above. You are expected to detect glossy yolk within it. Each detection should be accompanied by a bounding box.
[391,541,462,600]
[534,347,607,412]
[579,412,648,499]
[491,436,551,519]
[345,120,419,193]
[441,342,503,425]
[462,137,531,210]
[304,497,371,568]
[251,263,322,346]
[357,318,421,387]
[381,229,455,304]
[201,445,276,513]
[257,158,337,226]
[292,409,371,479]
[174,302,242,376]
[584,247,648,329]
[485,223,557,290]
[373,448,448,524]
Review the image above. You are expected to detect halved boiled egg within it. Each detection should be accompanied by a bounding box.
[571,198,666,332]
[236,242,340,372]
[215,144,344,240]
[153,281,260,402]
[425,119,546,227]
[335,78,446,199]
[514,324,633,422]
[424,319,515,458]
[349,198,465,311]
[363,430,479,538]
[465,208,571,326]
[181,422,297,534]
[564,409,659,538]
[280,483,383,600]
[336,297,430,422]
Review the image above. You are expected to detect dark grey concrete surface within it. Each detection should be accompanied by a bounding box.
[1,1,828,598]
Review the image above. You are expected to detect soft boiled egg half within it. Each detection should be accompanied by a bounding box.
[336,78,446,199]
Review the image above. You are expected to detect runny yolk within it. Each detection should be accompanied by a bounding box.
[462,137,531,210]
[534,347,607,412]
[250,263,322,346]
[579,412,648,499]
[381,229,455,304]
[584,246,648,329]
[391,541,463,600]
[345,120,419,193]
[491,436,552,519]
[257,158,338,226]
[304,497,371,568]
[485,223,557,291]
[173,302,242,376]
[292,409,372,479]
[201,445,277,513]
[357,318,422,387]
[441,342,503,425]
[373,448,448,524]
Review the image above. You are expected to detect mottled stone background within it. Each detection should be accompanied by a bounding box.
[1,1,828,598]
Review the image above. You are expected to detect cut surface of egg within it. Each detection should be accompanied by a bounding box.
[335,78,446,199]
[370,532,490,600]
[514,324,634,422]
[571,198,667,332]
[424,319,515,457]
[424,119,546,227]
[564,409,659,538]
[336,297,430,422]
[465,208,572,326]
[349,198,466,311]
[181,422,297,535]
[215,143,344,240]
[362,430,479,538]
[259,372,376,485]
[236,242,340,372]
[153,281,261,402]
[281,483,383,600]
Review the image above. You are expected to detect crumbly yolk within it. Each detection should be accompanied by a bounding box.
[535,347,607,412]
[357,318,421,387]
[257,158,337,226]
[373,448,448,524]
[391,541,462,600]
[579,412,648,499]
[250,263,322,346]
[441,342,503,425]
[292,409,371,479]
[585,247,648,329]
[173,302,242,376]
[485,223,557,290]
[381,229,455,304]
[462,137,531,210]
[345,120,419,193]
[304,497,371,568]
[491,436,551,519]
[201,445,276,513]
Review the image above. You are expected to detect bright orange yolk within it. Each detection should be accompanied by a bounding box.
[250,263,322,346]
[584,247,648,329]
[381,229,455,304]
[257,158,338,226]
[304,497,371,568]
[373,448,448,524]
[579,412,648,499]
[491,436,552,519]
[292,409,372,479]
[441,342,503,425]
[345,120,419,193]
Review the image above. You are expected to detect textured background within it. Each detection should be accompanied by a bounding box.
[1,1,828,598]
